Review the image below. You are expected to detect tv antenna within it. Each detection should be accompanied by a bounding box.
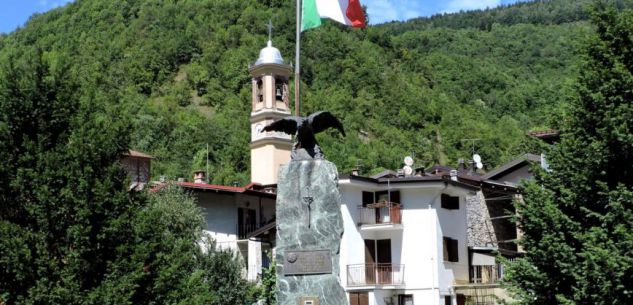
[461,138,483,170]
[461,138,481,155]
[403,156,414,176]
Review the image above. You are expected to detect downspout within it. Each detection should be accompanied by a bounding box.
[430,183,448,305]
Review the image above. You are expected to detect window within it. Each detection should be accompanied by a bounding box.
[441,194,459,210]
[375,190,400,204]
[275,78,284,101]
[444,296,452,305]
[443,237,459,262]
[362,191,374,206]
[398,295,413,305]
[256,79,264,103]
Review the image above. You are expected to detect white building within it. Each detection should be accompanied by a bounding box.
[175,180,277,282]
[338,170,479,305]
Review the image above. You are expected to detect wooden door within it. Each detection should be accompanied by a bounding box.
[457,294,466,305]
[238,208,256,238]
[350,292,369,305]
[376,239,392,284]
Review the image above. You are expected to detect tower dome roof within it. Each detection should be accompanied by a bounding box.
[255,40,285,66]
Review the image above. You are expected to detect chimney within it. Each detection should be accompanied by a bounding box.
[193,170,206,184]
[415,167,425,176]
[450,169,458,182]
[458,158,465,171]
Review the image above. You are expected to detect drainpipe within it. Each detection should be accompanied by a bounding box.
[430,183,448,305]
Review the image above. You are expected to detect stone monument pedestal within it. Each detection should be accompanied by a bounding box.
[275,156,348,305]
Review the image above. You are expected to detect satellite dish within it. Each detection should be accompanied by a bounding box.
[403,165,413,176]
[473,154,482,163]
[476,162,483,169]
[404,156,414,166]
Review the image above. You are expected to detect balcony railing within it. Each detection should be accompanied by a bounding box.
[470,265,501,284]
[358,203,402,226]
[237,223,261,240]
[347,263,404,286]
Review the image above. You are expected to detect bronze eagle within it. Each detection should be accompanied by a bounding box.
[262,111,345,159]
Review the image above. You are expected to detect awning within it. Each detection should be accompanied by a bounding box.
[472,252,496,266]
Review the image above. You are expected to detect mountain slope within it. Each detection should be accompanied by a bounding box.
[0,0,607,184]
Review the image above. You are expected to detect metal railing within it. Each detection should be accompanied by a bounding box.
[357,203,402,226]
[347,263,404,286]
[237,223,261,239]
[471,265,501,284]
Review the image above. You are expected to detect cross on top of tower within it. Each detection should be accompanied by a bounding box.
[266,19,274,42]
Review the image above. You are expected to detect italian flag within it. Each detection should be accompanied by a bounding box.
[302,0,367,31]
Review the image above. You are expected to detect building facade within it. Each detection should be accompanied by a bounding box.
[338,172,478,305]
[248,39,293,186]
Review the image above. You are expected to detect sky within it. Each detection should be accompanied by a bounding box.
[0,0,527,34]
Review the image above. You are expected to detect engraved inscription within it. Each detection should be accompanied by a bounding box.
[299,297,320,305]
[283,250,332,275]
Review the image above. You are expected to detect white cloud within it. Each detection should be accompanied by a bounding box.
[39,0,73,9]
[443,0,502,13]
[364,0,425,24]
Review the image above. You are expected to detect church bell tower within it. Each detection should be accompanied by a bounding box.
[248,36,293,185]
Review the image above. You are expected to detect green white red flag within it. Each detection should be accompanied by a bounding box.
[301,0,367,31]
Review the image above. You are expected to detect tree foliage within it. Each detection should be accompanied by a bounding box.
[0,0,607,184]
[0,47,255,303]
[504,2,633,304]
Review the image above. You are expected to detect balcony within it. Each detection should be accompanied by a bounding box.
[347,263,405,287]
[357,202,402,230]
[237,223,262,240]
[471,265,501,284]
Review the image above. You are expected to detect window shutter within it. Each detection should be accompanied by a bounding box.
[450,238,459,262]
[441,194,460,210]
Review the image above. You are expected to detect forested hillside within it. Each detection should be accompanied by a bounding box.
[0,0,612,184]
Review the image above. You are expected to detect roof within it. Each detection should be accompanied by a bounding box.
[123,150,154,159]
[482,153,540,181]
[174,181,277,198]
[528,129,560,143]
[340,173,480,191]
[247,221,276,239]
[371,170,398,179]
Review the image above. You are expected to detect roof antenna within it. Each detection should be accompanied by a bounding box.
[461,138,482,172]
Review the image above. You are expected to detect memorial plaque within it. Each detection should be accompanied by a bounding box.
[283,250,332,275]
[299,297,320,305]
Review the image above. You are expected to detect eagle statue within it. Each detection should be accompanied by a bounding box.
[262,111,346,159]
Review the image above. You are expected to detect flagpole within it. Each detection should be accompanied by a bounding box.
[295,0,301,116]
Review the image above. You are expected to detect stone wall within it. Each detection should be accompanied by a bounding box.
[466,191,498,248]
[467,191,519,252]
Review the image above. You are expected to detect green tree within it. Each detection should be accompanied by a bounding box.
[258,253,277,305]
[0,49,255,305]
[504,2,633,304]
